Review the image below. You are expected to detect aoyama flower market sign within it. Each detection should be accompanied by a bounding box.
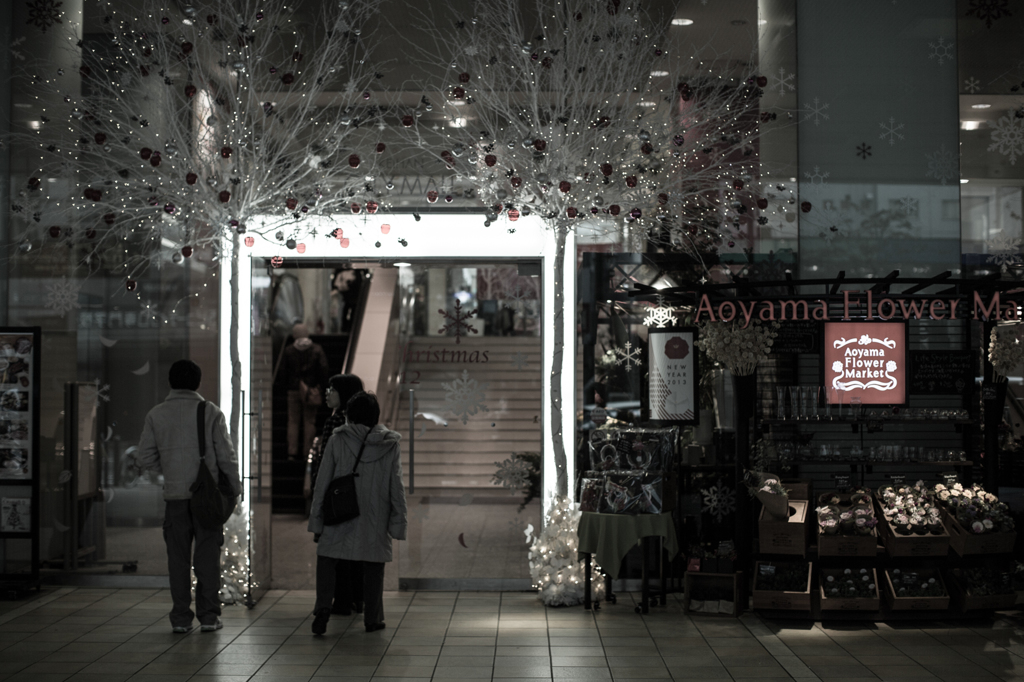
[823,322,906,405]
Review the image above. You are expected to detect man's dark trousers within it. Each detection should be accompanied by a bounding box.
[163,499,223,628]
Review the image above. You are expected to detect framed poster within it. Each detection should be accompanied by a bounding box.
[822,321,907,405]
[648,328,699,424]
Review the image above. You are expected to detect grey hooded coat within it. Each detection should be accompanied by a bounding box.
[308,423,407,562]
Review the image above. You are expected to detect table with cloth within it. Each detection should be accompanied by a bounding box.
[576,511,679,612]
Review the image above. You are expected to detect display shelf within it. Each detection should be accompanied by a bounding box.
[792,460,972,467]
[762,419,972,427]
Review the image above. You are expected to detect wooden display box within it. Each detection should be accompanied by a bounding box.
[819,568,880,611]
[818,527,879,557]
[752,561,812,611]
[948,573,1017,612]
[684,571,744,617]
[759,500,808,557]
[876,513,950,558]
[782,479,812,501]
[944,511,1017,556]
[883,569,950,611]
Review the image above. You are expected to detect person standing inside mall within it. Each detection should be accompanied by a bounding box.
[280,323,329,460]
[138,360,241,633]
[309,373,365,615]
[309,391,406,634]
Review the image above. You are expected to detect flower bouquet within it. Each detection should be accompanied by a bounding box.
[695,319,779,377]
[754,475,791,521]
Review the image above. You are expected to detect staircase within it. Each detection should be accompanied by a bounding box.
[394,335,543,492]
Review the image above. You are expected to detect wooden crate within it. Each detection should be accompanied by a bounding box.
[948,573,1017,612]
[782,479,812,501]
[819,568,880,611]
[883,569,950,611]
[759,500,808,557]
[752,561,812,611]
[818,527,880,557]
[944,511,1017,556]
[876,513,950,558]
[684,571,744,617]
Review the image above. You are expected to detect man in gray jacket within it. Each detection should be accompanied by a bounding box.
[138,360,242,633]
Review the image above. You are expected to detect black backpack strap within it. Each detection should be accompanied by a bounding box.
[350,430,371,476]
[197,401,207,461]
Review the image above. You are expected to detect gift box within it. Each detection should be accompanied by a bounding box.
[579,477,604,512]
[589,427,678,472]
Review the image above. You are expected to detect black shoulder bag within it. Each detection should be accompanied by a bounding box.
[323,431,371,526]
[189,401,239,528]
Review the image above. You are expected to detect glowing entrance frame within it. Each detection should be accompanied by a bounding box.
[219,212,577,534]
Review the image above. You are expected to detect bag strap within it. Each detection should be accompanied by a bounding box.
[197,401,207,461]
[350,430,371,476]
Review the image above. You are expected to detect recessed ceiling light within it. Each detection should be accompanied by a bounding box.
[758,19,768,25]
[960,178,969,184]
[671,18,694,26]
[650,70,668,77]
[971,103,992,109]
[448,117,467,128]
[961,120,983,130]
[394,262,412,267]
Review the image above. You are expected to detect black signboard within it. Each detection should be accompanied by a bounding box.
[889,474,905,486]
[772,320,820,354]
[909,350,973,395]
[834,473,851,492]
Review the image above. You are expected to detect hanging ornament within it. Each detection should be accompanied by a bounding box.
[484,154,496,166]
[609,205,621,216]
[600,163,613,176]
[658,193,668,205]
[286,198,297,210]
[673,134,685,146]
[630,208,642,219]
[126,279,137,291]
[48,226,61,238]
[103,214,115,225]
[219,190,231,202]
[801,201,812,212]
[163,203,175,213]
[181,246,193,258]
[172,252,183,264]
[282,73,295,85]
[19,240,32,254]
[366,201,378,214]
[508,209,520,221]
[244,236,254,247]
[427,190,438,203]
[184,84,196,98]
[220,146,232,158]
[733,179,745,190]
[566,207,577,218]
[350,203,361,213]
[375,142,386,153]
[94,133,106,145]
[533,139,547,152]
[186,172,198,185]
[401,115,414,126]
[441,151,455,167]
[296,244,306,254]
[625,176,637,188]
[458,72,470,83]
[348,154,361,168]
[511,177,522,188]
[181,41,193,54]
[559,181,571,193]
[641,143,653,154]
[286,239,296,249]
[381,223,391,234]
[139,148,152,160]
[757,198,768,209]
[270,256,283,268]
[150,151,161,167]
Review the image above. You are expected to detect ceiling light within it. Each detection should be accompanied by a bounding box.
[447,100,466,106]
[448,117,467,128]
[971,103,991,109]
[28,120,41,130]
[960,120,983,130]
[394,262,412,267]
[758,19,768,25]
[671,18,694,26]
[650,70,668,77]
[960,178,969,184]
[14,103,31,109]
[639,101,657,107]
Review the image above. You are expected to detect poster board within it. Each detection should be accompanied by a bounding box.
[648,329,699,424]
[823,321,907,405]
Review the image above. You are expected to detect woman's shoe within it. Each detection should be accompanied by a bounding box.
[365,622,385,633]
[312,608,330,635]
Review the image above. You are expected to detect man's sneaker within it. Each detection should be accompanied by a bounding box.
[312,608,330,636]
[200,618,223,632]
[172,625,193,634]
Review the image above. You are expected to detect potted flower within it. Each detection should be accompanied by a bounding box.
[894,513,911,535]
[910,514,927,535]
[839,511,855,534]
[821,517,839,535]
[754,475,791,521]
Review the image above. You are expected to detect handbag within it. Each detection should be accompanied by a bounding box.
[189,401,239,528]
[323,431,371,526]
[299,379,322,406]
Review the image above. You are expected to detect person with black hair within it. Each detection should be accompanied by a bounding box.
[308,391,406,635]
[309,373,366,615]
[138,360,241,634]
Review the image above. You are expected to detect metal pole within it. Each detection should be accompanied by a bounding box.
[408,389,415,494]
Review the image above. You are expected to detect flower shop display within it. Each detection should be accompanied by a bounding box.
[752,561,813,611]
[883,568,950,611]
[580,427,676,515]
[815,491,879,557]
[758,484,809,557]
[820,567,880,611]
[932,483,1017,556]
[874,481,950,557]
[948,567,1017,612]
[695,319,779,377]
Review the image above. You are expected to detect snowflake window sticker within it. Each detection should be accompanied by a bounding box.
[701,481,737,523]
[879,117,905,146]
[802,97,830,126]
[986,235,1022,267]
[964,77,982,94]
[928,37,954,66]
[441,369,489,425]
[438,299,478,344]
[988,114,1024,165]
[26,0,63,32]
[925,144,958,185]
[898,196,919,217]
[803,166,829,186]
[642,295,678,329]
[966,0,1012,28]
[611,341,643,369]
[492,456,534,492]
[768,67,795,96]
[44,276,81,318]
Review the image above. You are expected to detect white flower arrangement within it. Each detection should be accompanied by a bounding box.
[696,319,779,377]
[988,325,1024,380]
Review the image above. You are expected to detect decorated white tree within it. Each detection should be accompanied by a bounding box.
[398,0,770,501]
[8,0,389,600]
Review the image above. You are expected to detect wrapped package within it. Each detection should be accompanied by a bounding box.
[614,427,679,471]
[579,477,604,512]
[589,430,621,472]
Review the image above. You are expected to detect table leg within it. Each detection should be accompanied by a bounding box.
[606,573,615,605]
[584,552,592,611]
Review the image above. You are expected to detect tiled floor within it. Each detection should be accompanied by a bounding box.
[2,587,1024,681]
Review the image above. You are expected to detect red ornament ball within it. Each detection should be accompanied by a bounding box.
[184,84,196,98]
[220,146,232,158]
[630,208,642,219]
[186,172,198,185]
[103,213,115,225]
[658,193,668,205]
[401,115,414,127]
[508,209,520,221]
[511,177,522,188]
[601,163,613,176]
[94,133,106,144]
[426,190,438,203]
[339,238,350,248]
[286,198,298,210]
[181,42,193,54]
[566,207,578,218]
[163,203,175,213]
[381,223,391,234]
[801,201,812,213]
[282,73,294,85]
[533,139,547,151]
[348,154,361,168]
[140,147,152,160]
[126,279,137,291]
[49,226,61,238]
[559,181,571,193]
[296,243,306,254]
[756,198,768,210]
[150,152,161,167]
[756,75,768,88]
[484,154,497,166]
[641,143,653,154]
[375,142,386,153]
[181,246,193,258]
[452,86,465,99]
[270,256,283,268]
[366,201,378,214]
[609,205,621,216]
[673,134,685,146]
[244,236,255,247]
[350,203,361,214]
[625,176,637,188]
[219,190,230,202]
[458,72,470,83]
[733,179,744,190]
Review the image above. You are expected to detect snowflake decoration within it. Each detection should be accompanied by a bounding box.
[964,77,982,93]
[988,114,1024,165]
[510,352,529,370]
[802,97,830,126]
[611,341,642,369]
[986,235,1022,266]
[701,482,737,523]
[80,380,111,404]
[803,165,829,186]
[925,144,958,185]
[899,196,919,216]
[768,67,795,96]
[928,37,954,66]
[44,276,81,317]
[463,44,480,56]
[492,456,533,492]
[438,299,478,344]
[879,117,905,145]
[344,78,358,95]
[808,205,850,244]
[856,143,872,159]
[502,283,533,308]
[966,0,1012,28]
[26,0,63,33]
[441,370,489,424]
[643,295,678,328]
[9,36,26,62]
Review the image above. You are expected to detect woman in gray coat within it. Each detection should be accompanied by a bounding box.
[309,391,407,634]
